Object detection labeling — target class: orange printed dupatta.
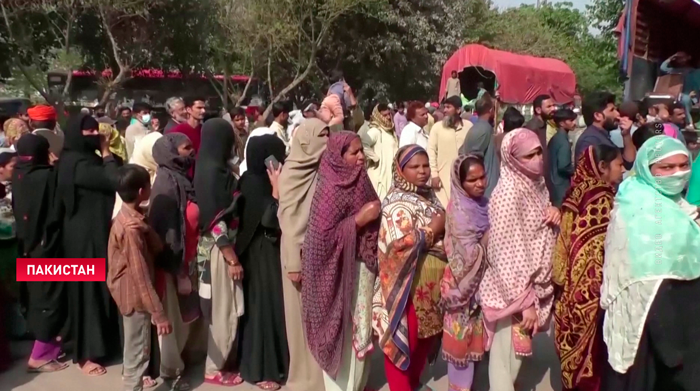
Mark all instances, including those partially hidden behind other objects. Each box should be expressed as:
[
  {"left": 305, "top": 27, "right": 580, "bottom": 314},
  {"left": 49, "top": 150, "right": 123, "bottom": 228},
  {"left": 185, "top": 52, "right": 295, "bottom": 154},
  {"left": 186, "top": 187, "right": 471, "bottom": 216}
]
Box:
[
  {"left": 553, "top": 146, "right": 615, "bottom": 391},
  {"left": 373, "top": 145, "right": 444, "bottom": 371}
]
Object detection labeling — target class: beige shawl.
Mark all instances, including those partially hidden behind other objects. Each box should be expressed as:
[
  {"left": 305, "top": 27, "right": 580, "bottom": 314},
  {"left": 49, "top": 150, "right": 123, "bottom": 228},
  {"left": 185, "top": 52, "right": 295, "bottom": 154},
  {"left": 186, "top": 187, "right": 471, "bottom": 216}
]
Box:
[
  {"left": 277, "top": 118, "right": 329, "bottom": 272},
  {"left": 112, "top": 132, "right": 163, "bottom": 219}
]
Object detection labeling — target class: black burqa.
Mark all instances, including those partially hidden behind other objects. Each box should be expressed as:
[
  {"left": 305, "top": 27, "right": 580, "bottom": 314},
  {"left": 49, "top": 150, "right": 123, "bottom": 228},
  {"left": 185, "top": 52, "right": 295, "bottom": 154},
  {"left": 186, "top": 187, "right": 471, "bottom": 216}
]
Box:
[
  {"left": 602, "top": 278, "right": 700, "bottom": 391},
  {"left": 150, "top": 133, "right": 196, "bottom": 275},
  {"left": 194, "top": 119, "right": 238, "bottom": 322},
  {"left": 149, "top": 133, "right": 199, "bottom": 321},
  {"left": 145, "top": 133, "right": 198, "bottom": 380},
  {"left": 236, "top": 135, "right": 289, "bottom": 384},
  {"left": 13, "top": 134, "right": 66, "bottom": 342},
  {"left": 55, "top": 114, "right": 121, "bottom": 364},
  {"left": 194, "top": 118, "right": 237, "bottom": 233}
]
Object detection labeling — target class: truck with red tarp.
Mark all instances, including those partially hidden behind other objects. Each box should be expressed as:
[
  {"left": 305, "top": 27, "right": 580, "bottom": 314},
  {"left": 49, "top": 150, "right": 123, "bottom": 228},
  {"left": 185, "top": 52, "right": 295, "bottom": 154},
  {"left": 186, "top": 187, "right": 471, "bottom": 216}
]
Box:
[{"left": 439, "top": 44, "right": 578, "bottom": 110}]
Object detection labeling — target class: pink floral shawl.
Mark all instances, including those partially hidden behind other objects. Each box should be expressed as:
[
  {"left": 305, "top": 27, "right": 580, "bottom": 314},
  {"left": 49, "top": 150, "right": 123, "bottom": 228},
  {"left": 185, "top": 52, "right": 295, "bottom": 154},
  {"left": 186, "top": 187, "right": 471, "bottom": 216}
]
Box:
[{"left": 479, "top": 128, "right": 556, "bottom": 348}]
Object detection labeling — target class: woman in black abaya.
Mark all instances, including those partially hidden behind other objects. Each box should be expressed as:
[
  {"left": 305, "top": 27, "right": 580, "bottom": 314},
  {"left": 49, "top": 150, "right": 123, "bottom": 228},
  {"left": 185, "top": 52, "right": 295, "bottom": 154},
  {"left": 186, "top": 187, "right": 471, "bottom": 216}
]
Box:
[
  {"left": 13, "top": 134, "right": 67, "bottom": 372},
  {"left": 55, "top": 114, "right": 121, "bottom": 376},
  {"left": 195, "top": 119, "right": 243, "bottom": 386},
  {"left": 236, "top": 135, "right": 289, "bottom": 390}
]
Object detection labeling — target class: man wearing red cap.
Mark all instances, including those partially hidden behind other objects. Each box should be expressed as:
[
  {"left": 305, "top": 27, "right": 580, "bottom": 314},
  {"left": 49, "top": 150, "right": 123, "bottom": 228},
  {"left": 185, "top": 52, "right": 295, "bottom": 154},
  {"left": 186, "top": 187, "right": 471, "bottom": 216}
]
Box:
[{"left": 27, "top": 104, "right": 64, "bottom": 158}]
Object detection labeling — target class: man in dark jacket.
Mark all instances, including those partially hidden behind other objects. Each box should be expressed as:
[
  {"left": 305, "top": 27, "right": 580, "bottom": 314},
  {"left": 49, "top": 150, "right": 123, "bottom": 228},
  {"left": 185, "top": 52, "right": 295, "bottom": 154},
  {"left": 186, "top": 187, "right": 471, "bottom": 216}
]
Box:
[
  {"left": 524, "top": 94, "right": 556, "bottom": 197},
  {"left": 548, "top": 109, "right": 577, "bottom": 207},
  {"left": 459, "top": 96, "right": 499, "bottom": 197}
]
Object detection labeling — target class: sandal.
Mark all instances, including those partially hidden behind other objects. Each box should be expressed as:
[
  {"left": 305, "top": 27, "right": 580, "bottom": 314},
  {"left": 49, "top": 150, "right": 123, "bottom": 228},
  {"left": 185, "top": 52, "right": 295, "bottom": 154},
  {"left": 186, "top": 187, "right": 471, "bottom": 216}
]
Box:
[
  {"left": 203, "top": 372, "right": 243, "bottom": 387},
  {"left": 143, "top": 376, "right": 158, "bottom": 388},
  {"left": 165, "top": 376, "right": 191, "bottom": 391},
  {"left": 27, "top": 359, "right": 69, "bottom": 373},
  {"left": 256, "top": 381, "right": 280, "bottom": 391},
  {"left": 79, "top": 361, "right": 106, "bottom": 377}
]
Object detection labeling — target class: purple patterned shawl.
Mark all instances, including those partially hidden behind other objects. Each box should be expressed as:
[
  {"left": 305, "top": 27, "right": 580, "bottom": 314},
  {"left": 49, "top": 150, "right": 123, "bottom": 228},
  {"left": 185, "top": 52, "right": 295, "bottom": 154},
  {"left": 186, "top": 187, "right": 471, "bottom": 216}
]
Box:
[
  {"left": 442, "top": 155, "right": 489, "bottom": 310},
  {"left": 301, "top": 131, "right": 379, "bottom": 378}
]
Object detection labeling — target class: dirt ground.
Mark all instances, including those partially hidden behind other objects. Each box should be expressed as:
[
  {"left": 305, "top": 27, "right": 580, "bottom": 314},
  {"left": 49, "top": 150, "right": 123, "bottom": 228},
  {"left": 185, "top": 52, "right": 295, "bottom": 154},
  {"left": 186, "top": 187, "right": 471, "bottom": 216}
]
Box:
[{"left": 0, "top": 330, "right": 561, "bottom": 391}]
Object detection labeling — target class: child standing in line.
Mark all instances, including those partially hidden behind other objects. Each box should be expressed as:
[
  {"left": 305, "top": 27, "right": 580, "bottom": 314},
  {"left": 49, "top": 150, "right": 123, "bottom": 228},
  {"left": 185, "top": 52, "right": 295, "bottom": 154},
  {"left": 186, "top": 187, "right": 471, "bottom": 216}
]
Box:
[{"left": 107, "top": 164, "right": 172, "bottom": 391}]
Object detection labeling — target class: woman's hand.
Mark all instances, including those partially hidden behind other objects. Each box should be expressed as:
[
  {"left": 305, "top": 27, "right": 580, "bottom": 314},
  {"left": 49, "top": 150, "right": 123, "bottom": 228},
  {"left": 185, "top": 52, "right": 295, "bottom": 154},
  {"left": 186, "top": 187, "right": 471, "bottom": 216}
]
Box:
[
  {"left": 430, "top": 177, "right": 442, "bottom": 190},
  {"left": 544, "top": 206, "right": 561, "bottom": 227},
  {"left": 428, "top": 211, "right": 446, "bottom": 237},
  {"left": 124, "top": 218, "right": 146, "bottom": 232},
  {"left": 176, "top": 273, "right": 193, "bottom": 295},
  {"left": 227, "top": 262, "right": 244, "bottom": 281},
  {"left": 287, "top": 272, "right": 301, "bottom": 283},
  {"left": 355, "top": 201, "right": 381, "bottom": 228},
  {"left": 100, "top": 134, "right": 111, "bottom": 157},
  {"left": 520, "top": 306, "right": 537, "bottom": 331},
  {"left": 267, "top": 161, "right": 283, "bottom": 200},
  {"left": 479, "top": 230, "right": 489, "bottom": 248}
]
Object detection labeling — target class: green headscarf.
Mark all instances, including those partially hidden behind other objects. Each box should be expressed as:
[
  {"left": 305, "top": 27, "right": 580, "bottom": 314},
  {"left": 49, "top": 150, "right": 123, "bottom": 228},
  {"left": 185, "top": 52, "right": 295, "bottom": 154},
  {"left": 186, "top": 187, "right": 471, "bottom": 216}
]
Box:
[
  {"left": 617, "top": 135, "right": 700, "bottom": 280},
  {"left": 685, "top": 153, "right": 700, "bottom": 205}
]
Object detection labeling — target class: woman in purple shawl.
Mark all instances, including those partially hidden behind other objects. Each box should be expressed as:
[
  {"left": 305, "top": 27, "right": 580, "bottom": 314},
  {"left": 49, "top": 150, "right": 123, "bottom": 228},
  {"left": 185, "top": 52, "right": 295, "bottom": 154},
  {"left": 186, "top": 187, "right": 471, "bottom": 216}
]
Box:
[
  {"left": 301, "top": 131, "right": 380, "bottom": 391},
  {"left": 441, "top": 154, "right": 490, "bottom": 391}
]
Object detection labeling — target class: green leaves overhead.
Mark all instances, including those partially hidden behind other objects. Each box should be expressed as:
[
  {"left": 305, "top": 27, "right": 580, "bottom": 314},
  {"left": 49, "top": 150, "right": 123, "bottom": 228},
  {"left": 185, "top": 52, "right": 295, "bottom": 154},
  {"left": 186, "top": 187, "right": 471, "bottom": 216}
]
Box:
[{"left": 1, "top": 0, "right": 623, "bottom": 105}]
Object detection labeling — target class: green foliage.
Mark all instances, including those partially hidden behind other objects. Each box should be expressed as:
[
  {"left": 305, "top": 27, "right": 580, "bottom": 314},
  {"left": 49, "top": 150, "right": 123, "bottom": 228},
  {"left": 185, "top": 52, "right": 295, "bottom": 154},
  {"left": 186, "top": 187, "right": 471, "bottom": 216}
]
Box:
[{"left": 0, "top": 0, "right": 625, "bottom": 106}]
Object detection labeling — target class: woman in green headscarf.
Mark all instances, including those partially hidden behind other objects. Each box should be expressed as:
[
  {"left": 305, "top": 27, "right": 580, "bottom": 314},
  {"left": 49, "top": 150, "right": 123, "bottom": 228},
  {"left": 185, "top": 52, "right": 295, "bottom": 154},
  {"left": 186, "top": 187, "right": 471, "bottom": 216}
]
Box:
[
  {"left": 601, "top": 135, "right": 700, "bottom": 390},
  {"left": 685, "top": 153, "right": 700, "bottom": 205}
]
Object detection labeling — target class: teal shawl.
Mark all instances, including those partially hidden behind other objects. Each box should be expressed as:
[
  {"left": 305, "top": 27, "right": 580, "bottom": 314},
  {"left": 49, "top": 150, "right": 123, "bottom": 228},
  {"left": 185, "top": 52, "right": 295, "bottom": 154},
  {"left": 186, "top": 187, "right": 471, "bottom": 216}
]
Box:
[
  {"left": 618, "top": 135, "right": 700, "bottom": 280},
  {"left": 686, "top": 153, "right": 700, "bottom": 205}
]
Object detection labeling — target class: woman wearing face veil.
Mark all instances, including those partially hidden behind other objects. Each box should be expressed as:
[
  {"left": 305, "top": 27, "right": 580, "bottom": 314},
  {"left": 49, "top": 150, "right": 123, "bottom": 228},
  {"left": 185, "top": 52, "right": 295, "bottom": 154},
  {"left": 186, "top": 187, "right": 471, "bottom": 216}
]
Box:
[
  {"left": 194, "top": 119, "right": 245, "bottom": 386},
  {"left": 13, "top": 134, "right": 67, "bottom": 373},
  {"left": 601, "top": 136, "right": 700, "bottom": 391},
  {"left": 236, "top": 135, "right": 289, "bottom": 390},
  {"left": 55, "top": 114, "right": 121, "bottom": 376},
  {"left": 149, "top": 133, "right": 200, "bottom": 390}
]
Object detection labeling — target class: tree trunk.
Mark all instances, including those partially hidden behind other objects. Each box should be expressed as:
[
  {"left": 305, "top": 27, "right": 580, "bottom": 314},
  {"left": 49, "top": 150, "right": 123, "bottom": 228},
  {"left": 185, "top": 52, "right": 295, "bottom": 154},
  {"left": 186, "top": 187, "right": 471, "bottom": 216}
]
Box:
[
  {"left": 223, "top": 69, "right": 229, "bottom": 109},
  {"left": 207, "top": 74, "right": 227, "bottom": 106},
  {"left": 99, "top": 66, "right": 130, "bottom": 106},
  {"left": 262, "top": 46, "right": 317, "bottom": 119},
  {"left": 236, "top": 71, "right": 255, "bottom": 106},
  {"left": 267, "top": 53, "right": 274, "bottom": 102}
]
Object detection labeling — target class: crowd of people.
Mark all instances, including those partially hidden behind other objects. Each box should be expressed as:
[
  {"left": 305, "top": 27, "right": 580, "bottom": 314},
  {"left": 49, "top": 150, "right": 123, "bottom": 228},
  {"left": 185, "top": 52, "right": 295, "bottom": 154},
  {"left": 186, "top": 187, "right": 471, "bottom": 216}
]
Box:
[{"left": 1, "top": 69, "right": 700, "bottom": 391}]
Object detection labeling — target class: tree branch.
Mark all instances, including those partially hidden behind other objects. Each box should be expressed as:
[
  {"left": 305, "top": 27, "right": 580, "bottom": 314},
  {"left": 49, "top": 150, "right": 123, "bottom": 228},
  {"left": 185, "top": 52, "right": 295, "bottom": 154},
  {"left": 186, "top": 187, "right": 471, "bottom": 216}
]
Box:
[
  {"left": 0, "top": 2, "right": 51, "bottom": 103},
  {"left": 267, "top": 46, "right": 274, "bottom": 99},
  {"left": 262, "top": 33, "right": 320, "bottom": 118},
  {"left": 99, "top": 6, "right": 126, "bottom": 71},
  {"left": 236, "top": 69, "right": 255, "bottom": 106},
  {"left": 98, "top": 4, "right": 132, "bottom": 106},
  {"left": 207, "top": 73, "right": 227, "bottom": 104}
]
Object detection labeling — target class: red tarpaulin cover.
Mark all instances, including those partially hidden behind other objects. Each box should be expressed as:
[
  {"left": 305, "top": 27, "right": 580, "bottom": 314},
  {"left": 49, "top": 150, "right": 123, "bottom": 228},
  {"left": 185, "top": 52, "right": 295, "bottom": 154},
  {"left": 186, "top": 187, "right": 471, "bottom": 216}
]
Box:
[{"left": 439, "top": 44, "right": 577, "bottom": 104}]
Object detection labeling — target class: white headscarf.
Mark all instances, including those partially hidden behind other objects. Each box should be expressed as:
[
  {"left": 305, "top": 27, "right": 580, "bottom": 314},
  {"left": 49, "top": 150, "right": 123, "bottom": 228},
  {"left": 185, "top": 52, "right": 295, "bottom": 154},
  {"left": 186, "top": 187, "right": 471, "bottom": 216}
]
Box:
[
  {"left": 112, "top": 132, "right": 163, "bottom": 219},
  {"left": 239, "top": 126, "right": 276, "bottom": 175},
  {"left": 287, "top": 110, "right": 305, "bottom": 140},
  {"left": 130, "top": 132, "right": 163, "bottom": 183}
]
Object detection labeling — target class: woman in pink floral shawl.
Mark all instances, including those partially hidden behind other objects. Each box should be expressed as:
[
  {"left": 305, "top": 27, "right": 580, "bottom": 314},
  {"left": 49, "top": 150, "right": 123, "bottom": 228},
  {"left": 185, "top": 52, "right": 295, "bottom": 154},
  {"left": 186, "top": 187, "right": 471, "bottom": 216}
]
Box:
[
  {"left": 301, "top": 131, "right": 380, "bottom": 391},
  {"left": 441, "top": 154, "right": 489, "bottom": 391},
  {"left": 479, "top": 128, "right": 559, "bottom": 391}
]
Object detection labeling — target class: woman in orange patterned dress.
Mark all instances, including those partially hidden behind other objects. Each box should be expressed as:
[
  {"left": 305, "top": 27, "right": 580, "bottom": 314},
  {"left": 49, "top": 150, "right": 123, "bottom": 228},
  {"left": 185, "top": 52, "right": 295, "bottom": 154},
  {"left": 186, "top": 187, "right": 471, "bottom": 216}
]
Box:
[
  {"left": 553, "top": 144, "right": 624, "bottom": 391},
  {"left": 372, "top": 145, "right": 447, "bottom": 391}
]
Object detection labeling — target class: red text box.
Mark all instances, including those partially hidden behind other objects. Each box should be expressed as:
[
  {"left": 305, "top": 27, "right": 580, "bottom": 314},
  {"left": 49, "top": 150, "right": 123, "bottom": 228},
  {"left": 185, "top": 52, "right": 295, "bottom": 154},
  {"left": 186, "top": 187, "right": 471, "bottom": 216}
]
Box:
[{"left": 16, "top": 258, "right": 106, "bottom": 282}]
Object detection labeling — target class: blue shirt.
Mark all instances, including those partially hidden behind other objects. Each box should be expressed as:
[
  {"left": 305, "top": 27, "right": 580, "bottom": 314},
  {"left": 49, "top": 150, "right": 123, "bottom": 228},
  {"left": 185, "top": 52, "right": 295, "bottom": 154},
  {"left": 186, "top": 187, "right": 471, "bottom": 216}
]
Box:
[
  {"left": 610, "top": 125, "right": 638, "bottom": 148},
  {"left": 576, "top": 125, "right": 633, "bottom": 170}
]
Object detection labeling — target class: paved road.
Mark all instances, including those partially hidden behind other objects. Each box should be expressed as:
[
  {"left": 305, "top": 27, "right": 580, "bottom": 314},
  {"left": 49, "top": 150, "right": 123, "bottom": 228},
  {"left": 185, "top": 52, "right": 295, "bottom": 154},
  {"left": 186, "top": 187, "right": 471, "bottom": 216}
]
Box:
[{"left": 1, "top": 330, "right": 561, "bottom": 391}]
